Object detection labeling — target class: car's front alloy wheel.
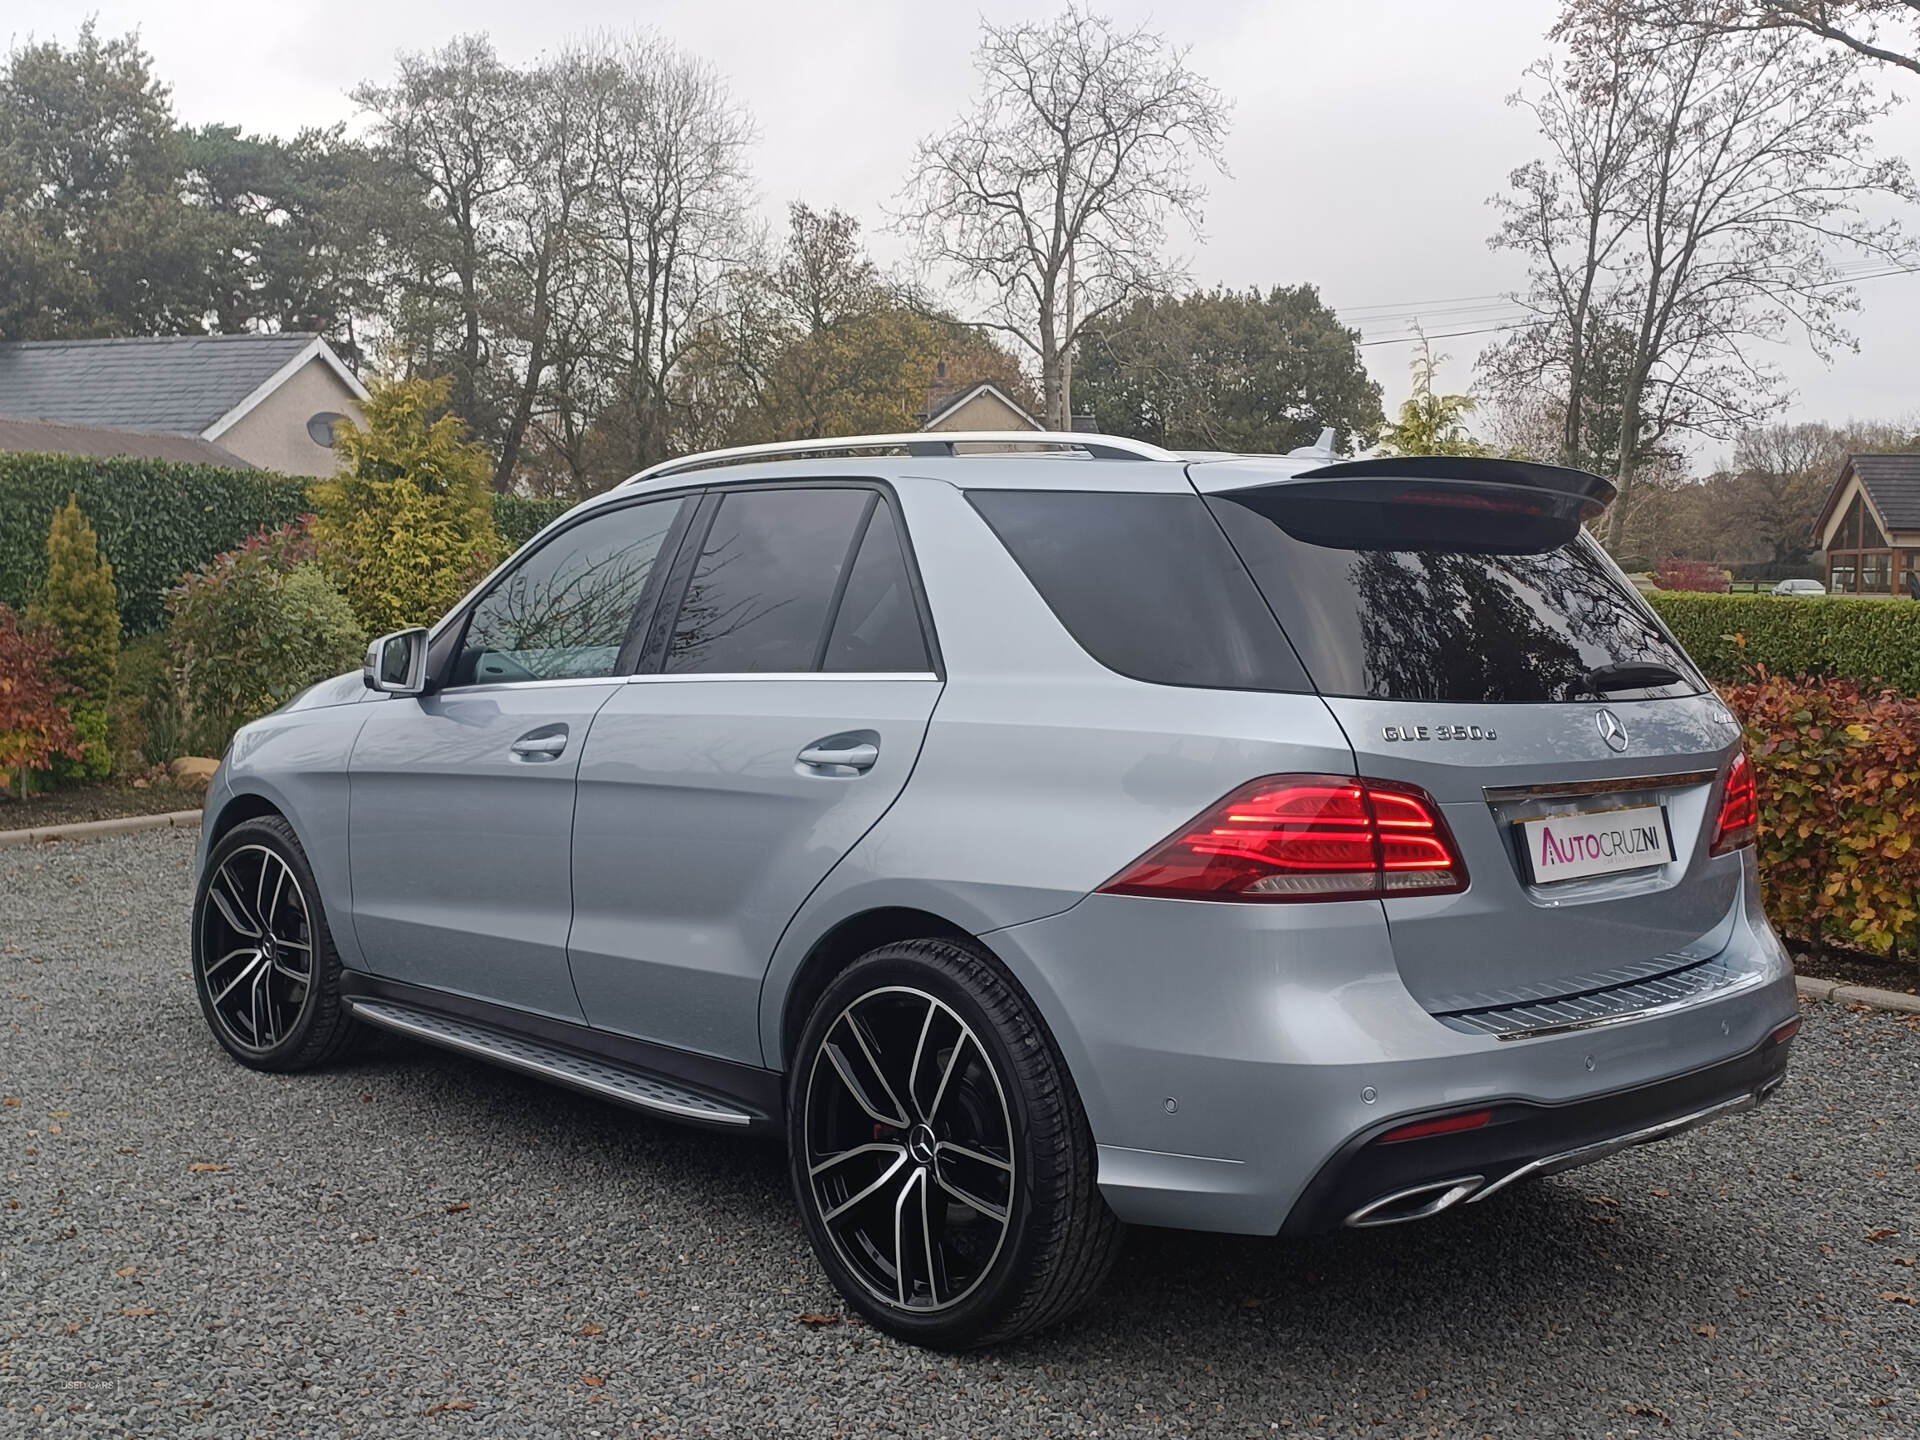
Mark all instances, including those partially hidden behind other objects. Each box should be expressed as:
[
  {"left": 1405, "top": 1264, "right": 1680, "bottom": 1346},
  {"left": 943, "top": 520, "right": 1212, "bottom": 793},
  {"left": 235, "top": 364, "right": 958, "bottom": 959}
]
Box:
[
  {"left": 192, "top": 815, "right": 360, "bottom": 1072},
  {"left": 788, "top": 939, "right": 1121, "bottom": 1347}
]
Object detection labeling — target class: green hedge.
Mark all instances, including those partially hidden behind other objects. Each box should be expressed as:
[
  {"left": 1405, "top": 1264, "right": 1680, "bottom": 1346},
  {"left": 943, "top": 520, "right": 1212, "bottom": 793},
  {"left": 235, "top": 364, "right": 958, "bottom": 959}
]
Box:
[
  {"left": 0, "top": 453, "right": 310, "bottom": 635},
  {"left": 1648, "top": 591, "right": 1920, "bottom": 693},
  {"left": 493, "top": 494, "right": 572, "bottom": 550},
  {"left": 3, "top": 453, "right": 580, "bottom": 636}
]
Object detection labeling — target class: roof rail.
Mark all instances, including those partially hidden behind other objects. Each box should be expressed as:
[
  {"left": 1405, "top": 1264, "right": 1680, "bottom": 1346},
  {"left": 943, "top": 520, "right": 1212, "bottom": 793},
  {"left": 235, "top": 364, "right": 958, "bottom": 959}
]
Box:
[{"left": 622, "top": 430, "right": 1181, "bottom": 486}]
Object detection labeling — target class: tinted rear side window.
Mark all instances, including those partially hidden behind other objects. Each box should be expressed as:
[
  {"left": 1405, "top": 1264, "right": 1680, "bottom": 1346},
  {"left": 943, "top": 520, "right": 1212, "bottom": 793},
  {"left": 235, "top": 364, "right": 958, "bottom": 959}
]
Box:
[
  {"left": 823, "top": 499, "right": 932, "bottom": 673},
  {"left": 967, "top": 490, "right": 1309, "bottom": 691},
  {"left": 666, "top": 488, "right": 869, "bottom": 674},
  {"left": 1207, "top": 491, "right": 1701, "bottom": 703}
]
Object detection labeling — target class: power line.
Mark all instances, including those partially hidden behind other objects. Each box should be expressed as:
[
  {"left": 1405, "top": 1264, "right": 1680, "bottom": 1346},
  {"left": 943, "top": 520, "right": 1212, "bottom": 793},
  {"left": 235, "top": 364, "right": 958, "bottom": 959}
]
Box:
[{"left": 1346, "top": 260, "right": 1920, "bottom": 348}]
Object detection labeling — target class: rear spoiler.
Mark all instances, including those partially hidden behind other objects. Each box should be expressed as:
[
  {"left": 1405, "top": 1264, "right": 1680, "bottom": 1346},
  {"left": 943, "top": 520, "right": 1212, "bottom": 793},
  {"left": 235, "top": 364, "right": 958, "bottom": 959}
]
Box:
[{"left": 1294, "top": 456, "right": 1617, "bottom": 514}]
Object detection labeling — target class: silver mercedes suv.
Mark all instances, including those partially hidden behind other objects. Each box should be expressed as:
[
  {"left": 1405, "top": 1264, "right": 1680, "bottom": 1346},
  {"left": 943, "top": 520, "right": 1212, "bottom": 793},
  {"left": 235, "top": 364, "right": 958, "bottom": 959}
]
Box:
[{"left": 192, "top": 431, "right": 1798, "bottom": 1348}]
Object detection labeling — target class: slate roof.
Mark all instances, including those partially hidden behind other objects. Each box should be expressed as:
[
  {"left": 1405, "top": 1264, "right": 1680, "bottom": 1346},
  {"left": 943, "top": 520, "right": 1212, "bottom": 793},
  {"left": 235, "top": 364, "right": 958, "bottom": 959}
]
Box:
[
  {"left": 0, "top": 334, "right": 319, "bottom": 435},
  {"left": 1849, "top": 454, "right": 1920, "bottom": 532},
  {"left": 0, "top": 416, "right": 253, "bottom": 468}
]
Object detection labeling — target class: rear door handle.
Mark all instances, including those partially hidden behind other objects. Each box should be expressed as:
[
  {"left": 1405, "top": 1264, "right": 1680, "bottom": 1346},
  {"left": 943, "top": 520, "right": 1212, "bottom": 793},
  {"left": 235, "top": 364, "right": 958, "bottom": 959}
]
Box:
[
  {"left": 796, "top": 737, "right": 879, "bottom": 773},
  {"left": 511, "top": 727, "right": 569, "bottom": 759}
]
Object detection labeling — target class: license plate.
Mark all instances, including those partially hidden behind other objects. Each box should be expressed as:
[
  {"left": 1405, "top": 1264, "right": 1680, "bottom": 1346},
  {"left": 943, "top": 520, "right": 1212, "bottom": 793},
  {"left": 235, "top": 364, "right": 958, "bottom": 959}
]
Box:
[{"left": 1518, "top": 804, "right": 1673, "bottom": 884}]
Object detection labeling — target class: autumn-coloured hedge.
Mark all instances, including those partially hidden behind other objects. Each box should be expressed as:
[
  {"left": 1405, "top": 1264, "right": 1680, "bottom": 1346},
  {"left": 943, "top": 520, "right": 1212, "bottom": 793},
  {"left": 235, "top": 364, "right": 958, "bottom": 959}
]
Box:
[
  {"left": 1649, "top": 591, "right": 1920, "bottom": 694},
  {"left": 1723, "top": 672, "right": 1920, "bottom": 956}
]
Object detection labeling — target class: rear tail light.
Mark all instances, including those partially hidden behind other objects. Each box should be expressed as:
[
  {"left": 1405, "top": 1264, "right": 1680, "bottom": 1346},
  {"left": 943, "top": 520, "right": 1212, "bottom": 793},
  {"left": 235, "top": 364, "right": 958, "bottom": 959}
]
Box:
[
  {"left": 1098, "top": 774, "right": 1468, "bottom": 902},
  {"left": 1709, "top": 750, "right": 1759, "bottom": 856}
]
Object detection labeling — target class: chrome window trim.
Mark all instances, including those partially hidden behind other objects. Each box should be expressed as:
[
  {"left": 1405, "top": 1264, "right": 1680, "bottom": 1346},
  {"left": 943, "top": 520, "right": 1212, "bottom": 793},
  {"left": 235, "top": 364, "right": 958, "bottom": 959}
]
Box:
[
  {"left": 431, "top": 675, "right": 633, "bottom": 697},
  {"left": 624, "top": 671, "right": 941, "bottom": 685}
]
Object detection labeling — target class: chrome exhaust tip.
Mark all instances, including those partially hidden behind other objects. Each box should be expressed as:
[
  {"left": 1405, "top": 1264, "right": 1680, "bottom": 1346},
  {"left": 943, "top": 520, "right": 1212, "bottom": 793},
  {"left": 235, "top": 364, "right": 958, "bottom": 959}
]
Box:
[{"left": 1344, "top": 1175, "right": 1485, "bottom": 1228}]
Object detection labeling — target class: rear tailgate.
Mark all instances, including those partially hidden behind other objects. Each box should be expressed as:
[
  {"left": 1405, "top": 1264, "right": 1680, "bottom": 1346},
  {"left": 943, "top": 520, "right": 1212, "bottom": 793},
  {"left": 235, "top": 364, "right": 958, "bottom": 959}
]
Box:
[
  {"left": 1194, "top": 457, "right": 1750, "bottom": 1019},
  {"left": 1324, "top": 693, "right": 1744, "bottom": 1013}
]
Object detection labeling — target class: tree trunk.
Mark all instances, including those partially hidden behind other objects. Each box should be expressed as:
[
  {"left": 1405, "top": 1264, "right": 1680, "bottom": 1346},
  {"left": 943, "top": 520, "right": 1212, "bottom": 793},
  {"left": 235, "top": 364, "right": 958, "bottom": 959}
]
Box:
[
  {"left": 1606, "top": 378, "right": 1645, "bottom": 554},
  {"left": 1039, "top": 308, "right": 1062, "bottom": 433},
  {"left": 1058, "top": 246, "right": 1076, "bottom": 431},
  {"left": 493, "top": 255, "right": 551, "bottom": 493}
]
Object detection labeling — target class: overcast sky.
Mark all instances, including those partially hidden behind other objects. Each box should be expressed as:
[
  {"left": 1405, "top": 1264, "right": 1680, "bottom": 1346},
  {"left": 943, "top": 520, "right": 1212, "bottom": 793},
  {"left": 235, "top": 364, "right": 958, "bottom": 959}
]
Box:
[{"left": 15, "top": 0, "right": 1920, "bottom": 461}]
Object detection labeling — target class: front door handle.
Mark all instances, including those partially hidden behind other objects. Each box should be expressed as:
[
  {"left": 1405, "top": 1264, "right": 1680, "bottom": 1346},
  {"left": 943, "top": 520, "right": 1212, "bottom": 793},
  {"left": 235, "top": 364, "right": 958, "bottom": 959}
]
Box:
[
  {"left": 796, "top": 736, "right": 879, "bottom": 774},
  {"left": 510, "top": 727, "right": 569, "bottom": 760}
]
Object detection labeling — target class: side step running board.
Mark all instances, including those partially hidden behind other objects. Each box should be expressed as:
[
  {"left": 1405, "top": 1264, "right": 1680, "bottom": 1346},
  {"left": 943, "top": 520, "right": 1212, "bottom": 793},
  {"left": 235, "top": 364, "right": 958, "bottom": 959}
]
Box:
[{"left": 346, "top": 998, "right": 753, "bottom": 1127}]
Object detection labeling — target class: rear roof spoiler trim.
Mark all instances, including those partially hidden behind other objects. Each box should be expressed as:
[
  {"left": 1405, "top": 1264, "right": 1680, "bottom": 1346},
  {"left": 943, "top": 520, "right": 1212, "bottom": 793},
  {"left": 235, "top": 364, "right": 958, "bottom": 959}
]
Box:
[{"left": 1293, "top": 456, "right": 1617, "bottom": 512}]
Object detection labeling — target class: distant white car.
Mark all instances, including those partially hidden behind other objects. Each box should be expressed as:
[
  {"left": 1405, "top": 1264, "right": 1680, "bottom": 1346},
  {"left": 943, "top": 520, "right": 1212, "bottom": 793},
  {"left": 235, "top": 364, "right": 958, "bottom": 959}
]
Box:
[{"left": 1772, "top": 578, "right": 1826, "bottom": 596}]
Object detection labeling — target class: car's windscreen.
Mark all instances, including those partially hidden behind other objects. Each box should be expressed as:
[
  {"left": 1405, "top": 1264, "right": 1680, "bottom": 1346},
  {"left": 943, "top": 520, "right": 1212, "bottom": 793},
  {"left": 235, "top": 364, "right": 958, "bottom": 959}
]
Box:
[{"left": 1207, "top": 487, "right": 1703, "bottom": 704}]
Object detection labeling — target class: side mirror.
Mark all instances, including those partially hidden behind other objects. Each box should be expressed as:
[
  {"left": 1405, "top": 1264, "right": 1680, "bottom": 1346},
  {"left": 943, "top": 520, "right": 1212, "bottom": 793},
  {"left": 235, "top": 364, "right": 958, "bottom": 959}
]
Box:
[{"left": 363, "top": 627, "right": 430, "bottom": 696}]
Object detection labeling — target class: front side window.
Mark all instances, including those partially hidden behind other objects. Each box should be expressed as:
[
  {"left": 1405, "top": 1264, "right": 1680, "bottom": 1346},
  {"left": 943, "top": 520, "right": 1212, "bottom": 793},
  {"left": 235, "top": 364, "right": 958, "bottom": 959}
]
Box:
[
  {"left": 665, "top": 487, "right": 872, "bottom": 674},
  {"left": 454, "top": 498, "right": 684, "bottom": 685}
]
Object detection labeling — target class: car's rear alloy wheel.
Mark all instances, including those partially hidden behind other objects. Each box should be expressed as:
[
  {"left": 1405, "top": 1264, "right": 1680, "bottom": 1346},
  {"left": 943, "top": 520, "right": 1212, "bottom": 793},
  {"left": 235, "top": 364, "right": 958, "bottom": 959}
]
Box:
[
  {"left": 193, "top": 815, "right": 361, "bottom": 1072},
  {"left": 803, "top": 985, "right": 1015, "bottom": 1312},
  {"left": 789, "top": 939, "right": 1122, "bottom": 1348}
]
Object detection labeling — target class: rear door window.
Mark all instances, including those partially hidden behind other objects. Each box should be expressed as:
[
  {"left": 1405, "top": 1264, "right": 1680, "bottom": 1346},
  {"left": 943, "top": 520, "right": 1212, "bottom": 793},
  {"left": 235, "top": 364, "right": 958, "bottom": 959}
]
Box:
[
  {"left": 1207, "top": 489, "right": 1702, "bottom": 703},
  {"left": 664, "top": 487, "right": 871, "bottom": 674},
  {"left": 967, "top": 490, "right": 1309, "bottom": 691}
]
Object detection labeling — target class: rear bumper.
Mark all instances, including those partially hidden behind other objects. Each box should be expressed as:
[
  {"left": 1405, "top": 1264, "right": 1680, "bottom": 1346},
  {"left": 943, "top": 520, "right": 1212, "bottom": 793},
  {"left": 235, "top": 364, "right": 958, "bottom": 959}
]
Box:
[
  {"left": 980, "top": 854, "right": 1797, "bottom": 1236},
  {"left": 1279, "top": 1022, "right": 1792, "bottom": 1234}
]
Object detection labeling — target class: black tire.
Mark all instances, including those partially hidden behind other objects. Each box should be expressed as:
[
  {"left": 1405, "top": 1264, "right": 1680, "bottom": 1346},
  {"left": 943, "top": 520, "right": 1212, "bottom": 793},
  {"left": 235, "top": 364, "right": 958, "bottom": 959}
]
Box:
[
  {"left": 191, "top": 814, "right": 362, "bottom": 1072},
  {"left": 786, "top": 937, "right": 1123, "bottom": 1348}
]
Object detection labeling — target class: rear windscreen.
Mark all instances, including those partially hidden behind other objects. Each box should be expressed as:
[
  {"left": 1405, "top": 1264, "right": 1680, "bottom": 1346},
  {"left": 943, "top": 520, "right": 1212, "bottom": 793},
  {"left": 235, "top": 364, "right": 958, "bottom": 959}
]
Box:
[{"left": 1207, "top": 489, "right": 1703, "bottom": 704}]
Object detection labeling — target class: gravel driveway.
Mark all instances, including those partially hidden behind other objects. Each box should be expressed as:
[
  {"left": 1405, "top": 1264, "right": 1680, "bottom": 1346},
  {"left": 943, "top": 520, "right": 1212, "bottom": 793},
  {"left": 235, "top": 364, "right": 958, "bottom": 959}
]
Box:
[{"left": 4, "top": 829, "right": 1918, "bottom": 1438}]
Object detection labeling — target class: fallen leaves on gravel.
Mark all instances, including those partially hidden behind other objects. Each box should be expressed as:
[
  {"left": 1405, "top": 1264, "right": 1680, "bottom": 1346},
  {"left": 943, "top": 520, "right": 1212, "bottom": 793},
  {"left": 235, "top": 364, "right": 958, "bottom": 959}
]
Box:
[
  {"left": 114, "top": 1267, "right": 136, "bottom": 1276},
  {"left": 583, "top": 1375, "right": 605, "bottom": 1388},
  {"left": 423, "top": 1400, "right": 474, "bottom": 1416},
  {"left": 187, "top": 1162, "right": 225, "bottom": 1173},
  {"left": 120, "top": 1307, "right": 155, "bottom": 1318},
  {"left": 1695, "top": 1324, "right": 1717, "bottom": 1338},
  {"left": 581, "top": 1322, "right": 604, "bottom": 1336},
  {"left": 1879, "top": 1292, "right": 1918, "bottom": 1305},
  {"left": 796, "top": 1312, "right": 842, "bottom": 1326},
  {"left": 1626, "top": 1402, "right": 1671, "bottom": 1425},
  {"left": 3, "top": 1097, "right": 19, "bottom": 1106},
  {"left": 443, "top": 1202, "right": 470, "bottom": 1213},
  {"left": 1867, "top": 1228, "right": 1900, "bottom": 1241}
]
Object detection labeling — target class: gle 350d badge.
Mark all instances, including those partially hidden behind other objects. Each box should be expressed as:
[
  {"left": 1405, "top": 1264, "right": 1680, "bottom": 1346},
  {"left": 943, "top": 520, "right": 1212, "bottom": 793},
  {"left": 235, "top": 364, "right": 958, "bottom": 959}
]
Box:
[{"left": 1381, "top": 723, "right": 1498, "bottom": 742}]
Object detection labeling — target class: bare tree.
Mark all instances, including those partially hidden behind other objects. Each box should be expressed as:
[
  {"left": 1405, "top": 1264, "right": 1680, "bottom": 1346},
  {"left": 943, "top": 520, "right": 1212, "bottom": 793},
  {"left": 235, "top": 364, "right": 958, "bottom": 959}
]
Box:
[
  {"left": 1566, "top": 0, "right": 1920, "bottom": 75},
  {"left": 1483, "top": 45, "right": 1651, "bottom": 472},
  {"left": 1727, "top": 416, "right": 1917, "bottom": 557},
  {"left": 895, "top": 5, "right": 1230, "bottom": 429},
  {"left": 1485, "top": 11, "right": 1912, "bottom": 550},
  {"left": 584, "top": 34, "right": 756, "bottom": 477},
  {"left": 354, "top": 37, "right": 520, "bottom": 444},
  {"left": 488, "top": 46, "right": 608, "bottom": 491}
]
